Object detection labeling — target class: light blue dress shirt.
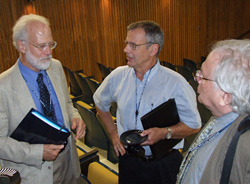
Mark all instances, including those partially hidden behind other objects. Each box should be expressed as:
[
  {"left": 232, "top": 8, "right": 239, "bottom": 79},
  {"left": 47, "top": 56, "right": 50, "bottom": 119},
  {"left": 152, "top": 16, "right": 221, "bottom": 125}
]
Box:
[
  {"left": 18, "top": 59, "right": 64, "bottom": 125},
  {"left": 94, "top": 60, "right": 201, "bottom": 155}
]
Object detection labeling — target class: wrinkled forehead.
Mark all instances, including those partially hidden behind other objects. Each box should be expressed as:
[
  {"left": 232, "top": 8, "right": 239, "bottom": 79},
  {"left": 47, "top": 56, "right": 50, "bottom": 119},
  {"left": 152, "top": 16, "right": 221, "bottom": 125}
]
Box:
[
  {"left": 201, "top": 51, "right": 221, "bottom": 76},
  {"left": 126, "top": 28, "right": 147, "bottom": 42},
  {"left": 26, "top": 21, "right": 52, "bottom": 41}
]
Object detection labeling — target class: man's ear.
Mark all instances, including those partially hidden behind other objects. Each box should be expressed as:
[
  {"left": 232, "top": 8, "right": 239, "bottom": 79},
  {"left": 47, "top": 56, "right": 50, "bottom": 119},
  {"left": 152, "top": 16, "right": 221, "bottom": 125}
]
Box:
[
  {"left": 219, "top": 91, "right": 232, "bottom": 107},
  {"left": 149, "top": 43, "right": 159, "bottom": 56},
  {"left": 17, "top": 40, "right": 26, "bottom": 53}
]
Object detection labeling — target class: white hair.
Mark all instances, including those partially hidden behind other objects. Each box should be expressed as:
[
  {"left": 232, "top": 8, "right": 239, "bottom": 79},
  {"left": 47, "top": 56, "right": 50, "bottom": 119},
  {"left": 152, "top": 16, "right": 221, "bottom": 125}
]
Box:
[
  {"left": 212, "top": 39, "right": 250, "bottom": 114},
  {"left": 12, "top": 14, "right": 50, "bottom": 50}
]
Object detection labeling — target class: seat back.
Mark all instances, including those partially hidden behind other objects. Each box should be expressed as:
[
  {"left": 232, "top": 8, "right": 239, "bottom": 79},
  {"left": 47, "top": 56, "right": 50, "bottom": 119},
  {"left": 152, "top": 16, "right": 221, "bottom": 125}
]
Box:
[
  {"left": 77, "top": 146, "right": 100, "bottom": 177},
  {"left": 74, "top": 72, "right": 94, "bottom": 105},
  {"left": 87, "top": 162, "right": 118, "bottom": 184},
  {"left": 110, "top": 102, "right": 117, "bottom": 118},
  {"left": 108, "top": 67, "right": 114, "bottom": 72},
  {"left": 183, "top": 58, "right": 198, "bottom": 74},
  {"left": 85, "top": 78, "right": 100, "bottom": 94},
  {"left": 201, "top": 56, "right": 206, "bottom": 63},
  {"left": 161, "top": 61, "right": 176, "bottom": 71},
  {"left": 189, "top": 78, "right": 198, "bottom": 93},
  {"left": 67, "top": 68, "right": 82, "bottom": 97},
  {"left": 176, "top": 65, "right": 194, "bottom": 82},
  {"left": 97, "top": 62, "right": 111, "bottom": 81},
  {"left": 96, "top": 113, "right": 118, "bottom": 164},
  {"left": 75, "top": 101, "right": 108, "bottom": 150}
]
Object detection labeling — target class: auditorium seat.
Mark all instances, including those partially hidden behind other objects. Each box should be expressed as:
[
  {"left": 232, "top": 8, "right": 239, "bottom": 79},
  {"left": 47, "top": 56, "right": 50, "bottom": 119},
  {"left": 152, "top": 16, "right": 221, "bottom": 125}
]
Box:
[
  {"left": 87, "top": 162, "right": 118, "bottom": 184},
  {"left": 176, "top": 65, "right": 194, "bottom": 82},
  {"left": 77, "top": 146, "right": 100, "bottom": 177},
  {"left": 75, "top": 101, "right": 118, "bottom": 164},
  {"left": 183, "top": 58, "right": 198, "bottom": 74},
  {"left": 66, "top": 68, "right": 83, "bottom": 97},
  {"left": 96, "top": 113, "right": 118, "bottom": 164},
  {"left": 161, "top": 60, "right": 176, "bottom": 71},
  {"left": 74, "top": 72, "right": 94, "bottom": 106},
  {"left": 85, "top": 78, "right": 100, "bottom": 94},
  {"left": 76, "top": 141, "right": 118, "bottom": 184},
  {"left": 74, "top": 101, "right": 108, "bottom": 150},
  {"left": 97, "top": 62, "right": 111, "bottom": 81}
]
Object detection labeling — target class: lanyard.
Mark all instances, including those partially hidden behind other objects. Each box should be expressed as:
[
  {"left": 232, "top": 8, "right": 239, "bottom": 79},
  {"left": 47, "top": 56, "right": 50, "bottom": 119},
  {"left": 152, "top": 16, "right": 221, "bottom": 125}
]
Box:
[
  {"left": 187, "top": 120, "right": 234, "bottom": 158},
  {"left": 135, "top": 68, "right": 152, "bottom": 129}
]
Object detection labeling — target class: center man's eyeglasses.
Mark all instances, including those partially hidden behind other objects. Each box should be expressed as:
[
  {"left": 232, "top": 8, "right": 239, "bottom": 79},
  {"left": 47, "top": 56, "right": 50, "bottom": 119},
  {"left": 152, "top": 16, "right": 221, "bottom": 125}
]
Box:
[{"left": 124, "top": 41, "right": 154, "bottom": 50}]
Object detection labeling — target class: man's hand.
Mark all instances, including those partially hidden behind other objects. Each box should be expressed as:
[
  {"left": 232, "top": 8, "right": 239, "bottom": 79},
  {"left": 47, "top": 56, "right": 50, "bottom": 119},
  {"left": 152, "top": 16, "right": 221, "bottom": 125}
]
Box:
[
  {"left": 94, "top": 106, "right": 125, "bottom": 156},
  {"left": 140, "top": 127, "right": 166, "bottom": 146},
  {"left": 140, "top": 122, "right": 201, "bottom": 146},
  {"left": 71, "top": 118, "right": 86, "bottom": 140},
  {"left": 43, "top": 144, "right": 64, "bottom": 161},
  {"left": 110, "top": 132, "right": 126, "bottom": 156}
]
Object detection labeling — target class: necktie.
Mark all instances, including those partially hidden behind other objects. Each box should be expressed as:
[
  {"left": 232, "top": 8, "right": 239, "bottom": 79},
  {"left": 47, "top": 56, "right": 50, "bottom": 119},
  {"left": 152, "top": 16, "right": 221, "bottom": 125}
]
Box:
[
  {"left": 176, "top": 118, "right": 215, "bottom": 183},
  {"left": 37, "top": 73, "right": 57, "bottom": 122}
]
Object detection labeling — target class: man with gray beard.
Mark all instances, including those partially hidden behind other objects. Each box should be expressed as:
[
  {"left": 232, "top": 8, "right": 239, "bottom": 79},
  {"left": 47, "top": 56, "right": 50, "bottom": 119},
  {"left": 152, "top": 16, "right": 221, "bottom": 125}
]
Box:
[{"left": 0, "top": 14, "right": 86, "bottom": 184}]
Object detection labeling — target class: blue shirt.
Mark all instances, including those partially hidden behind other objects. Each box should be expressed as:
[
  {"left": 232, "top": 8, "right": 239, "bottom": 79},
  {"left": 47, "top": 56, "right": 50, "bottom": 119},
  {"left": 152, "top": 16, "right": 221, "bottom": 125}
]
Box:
[
  {"left": 18, "top": 59, "right": 64, "bottom": 125},
  {"left": 94, "top": 60, "right": 201, "bottom": 155},
  {"left": 181, "top": 111, "right": 239, "bottom": 184}
]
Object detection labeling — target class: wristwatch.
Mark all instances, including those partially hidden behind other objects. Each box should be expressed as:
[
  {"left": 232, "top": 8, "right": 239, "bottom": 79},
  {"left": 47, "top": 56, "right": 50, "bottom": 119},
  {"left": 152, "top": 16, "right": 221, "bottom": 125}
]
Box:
[{"left": 166, "top": 127, "right": 172, "bottom": 139}]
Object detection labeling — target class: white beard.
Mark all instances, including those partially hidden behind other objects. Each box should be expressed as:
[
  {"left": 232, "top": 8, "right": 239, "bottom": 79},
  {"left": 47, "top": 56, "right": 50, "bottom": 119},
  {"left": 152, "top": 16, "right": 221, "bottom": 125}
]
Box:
[{"left": 25, "top": 48, "right": 52, "bottom": 70}]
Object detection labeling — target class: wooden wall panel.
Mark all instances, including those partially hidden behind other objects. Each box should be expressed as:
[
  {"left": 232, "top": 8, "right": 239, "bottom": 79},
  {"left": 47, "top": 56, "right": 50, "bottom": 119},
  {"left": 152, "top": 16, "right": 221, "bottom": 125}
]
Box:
[{"left": 0, "top": 0, "right": 250, "bottom": 81}]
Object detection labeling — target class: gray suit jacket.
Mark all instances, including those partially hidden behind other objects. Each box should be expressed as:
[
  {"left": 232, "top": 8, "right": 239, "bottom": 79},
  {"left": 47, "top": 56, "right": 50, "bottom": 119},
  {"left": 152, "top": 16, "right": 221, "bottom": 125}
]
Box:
[
  {"left": 0, "top": 59, "right": 81, "bottom": 184},
  {"left": 200, "top": 113, "right": 250, "bottom": 184}
]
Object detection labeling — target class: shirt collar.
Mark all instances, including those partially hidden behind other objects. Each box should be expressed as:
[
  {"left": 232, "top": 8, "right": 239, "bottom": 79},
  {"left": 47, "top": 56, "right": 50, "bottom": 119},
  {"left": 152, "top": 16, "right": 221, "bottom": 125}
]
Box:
[
  {"left": 132, "top": 58, "right": 160, "bottom": 81},
  {"left": 18, "top": 58, "right": 47, "bottom": 80},
  {"left": 211, "top": 111, "right": 239, "bottom": 134},
  {"left": 149, "top": 59, "right": 160, "bottom": 80}
]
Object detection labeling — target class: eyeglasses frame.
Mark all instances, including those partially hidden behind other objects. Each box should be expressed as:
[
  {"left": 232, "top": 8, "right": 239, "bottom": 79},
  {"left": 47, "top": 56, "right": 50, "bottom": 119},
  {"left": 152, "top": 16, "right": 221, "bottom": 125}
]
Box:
[
  {"left": 22, "top": 40, "right": 57, "bottom": 51},
  {"left": 124, "top": 41, "right": 154, "bottom": 50},
  {"left": 195, "top": 70, "right": 216, "bottom": 82}
]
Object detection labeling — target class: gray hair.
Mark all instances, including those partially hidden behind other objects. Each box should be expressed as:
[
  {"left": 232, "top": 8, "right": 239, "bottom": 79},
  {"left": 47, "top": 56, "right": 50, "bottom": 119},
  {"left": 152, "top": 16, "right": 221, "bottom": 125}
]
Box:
[
  {"left": 212, "top": 39, "right": 250, "bottom": 114},
  {"left": 127, "top": 20, "right": 164, "bottom": 56},
  {"left": 12, "top": 14, "right": 50, "bottom": 50}
]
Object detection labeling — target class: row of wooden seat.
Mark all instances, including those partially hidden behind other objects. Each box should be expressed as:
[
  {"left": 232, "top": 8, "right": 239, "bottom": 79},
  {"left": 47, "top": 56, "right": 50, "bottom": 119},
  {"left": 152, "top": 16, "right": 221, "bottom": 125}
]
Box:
[
  {"left": 76, "top": 143, "right": 118, "bottom": 184},
  {"left": 161, "top": 57, "right": 206, "bottom": 75},
  {"left": 75, "top": 101, "right": 118, "bottom": 164},
  {"left": 63, "top": 64, "right": 119, "bottom": 182},
  {"left": 63, "top": 66, "right": 118, "bottom": 164}
]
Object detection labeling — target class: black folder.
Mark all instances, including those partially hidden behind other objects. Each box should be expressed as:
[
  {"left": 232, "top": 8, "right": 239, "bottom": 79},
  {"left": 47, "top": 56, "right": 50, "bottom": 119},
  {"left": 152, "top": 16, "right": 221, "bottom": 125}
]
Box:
[
  {"left": 141, "top": 98, "right": 181, "bottom": 159},
  {"left": 10, "top": 108, "right": 71, "bottom": 146}
]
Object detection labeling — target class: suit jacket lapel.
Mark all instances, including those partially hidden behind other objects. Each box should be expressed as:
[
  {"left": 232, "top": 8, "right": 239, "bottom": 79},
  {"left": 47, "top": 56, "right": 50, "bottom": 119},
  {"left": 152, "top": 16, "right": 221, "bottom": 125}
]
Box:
[
  {"left": 11, "top": 62, "right": 36, "bottom": 115},
  {"left": 46, "top": 60, "right": 67, "bottom": 123}
]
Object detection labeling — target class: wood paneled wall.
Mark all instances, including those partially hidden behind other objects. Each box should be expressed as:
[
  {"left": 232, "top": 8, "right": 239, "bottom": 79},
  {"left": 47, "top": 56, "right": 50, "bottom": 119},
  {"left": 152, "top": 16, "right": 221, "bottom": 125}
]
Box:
[{"left": 1, "top": 0, "right": 250, "bottom": 81}]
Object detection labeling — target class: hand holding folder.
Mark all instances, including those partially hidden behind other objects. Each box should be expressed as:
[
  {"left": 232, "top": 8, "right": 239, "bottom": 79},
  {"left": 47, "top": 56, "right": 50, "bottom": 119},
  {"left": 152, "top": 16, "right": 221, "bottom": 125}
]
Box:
[
  {"left": 10, "top": 108, "right": 71, "bottom": 146},
  {"left": 141, "top": 98, "right": 181, "bottom": 159}
]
